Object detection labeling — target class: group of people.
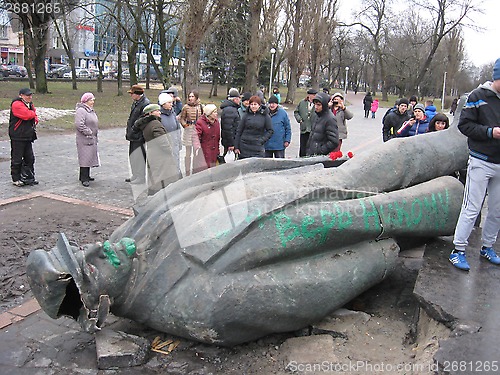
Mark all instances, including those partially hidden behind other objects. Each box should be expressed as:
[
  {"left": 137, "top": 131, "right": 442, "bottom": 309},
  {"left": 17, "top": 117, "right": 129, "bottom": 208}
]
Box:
[
  {"left": 120, "top": 86, "right": 294, "bottom": 193},
  {"left": 7, "top": 83, "right": 354, "bottom": 192},
  {"left": 376, "top": 60, "right": 500, "bottom": 272},
  {"left": 116, "top": 85, "right": 354, "bottom": 193},
  {"left": 381, "top": 96, "right": 450, "bottom": 142},
  {"left": 294, "top": 89, "right": 352, "bottom": 157}
]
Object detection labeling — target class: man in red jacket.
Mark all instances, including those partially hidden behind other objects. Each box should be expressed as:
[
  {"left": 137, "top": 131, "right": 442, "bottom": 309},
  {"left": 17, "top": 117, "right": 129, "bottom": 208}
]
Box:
[{"left": 9, "top": 88, "right": 39, "bottom": 186}]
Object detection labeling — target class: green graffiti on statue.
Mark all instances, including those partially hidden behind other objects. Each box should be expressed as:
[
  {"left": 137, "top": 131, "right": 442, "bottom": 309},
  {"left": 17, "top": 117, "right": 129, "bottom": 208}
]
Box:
[
  {"left": 273, "top": 203, "right": 353, "bottom": 248},
  {"left": 102, "top": 240, "right": 121, "bottom": 268},
  {"left": 274, "top": 189, "right": 451, "bottom": 248},
  {"left": 361, "top": 190, "right": 449, "bottom": 231},
  {"left": 119, "top": 238, "right": 137, "bottom": 257}
]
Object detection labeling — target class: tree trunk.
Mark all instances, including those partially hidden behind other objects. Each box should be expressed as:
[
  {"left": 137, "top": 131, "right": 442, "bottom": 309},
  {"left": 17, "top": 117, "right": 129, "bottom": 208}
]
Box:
[
  {"left": 128, "top": 43, "right": 138, "bottom": 85},
  {"left": 285, "top": 0, "right": 301, "bottom": 104},
  {"left": 244, "top": 0, "right": 262, "bottom": 93},
  {"left": 19, "top": 14, "right": 49, "bottom": 94},
  {"left": 183, "top": 47, "right": 200, "bottom": 100},
  {"left": 22, "top": 33, "right": 34, "bottom": 90}
]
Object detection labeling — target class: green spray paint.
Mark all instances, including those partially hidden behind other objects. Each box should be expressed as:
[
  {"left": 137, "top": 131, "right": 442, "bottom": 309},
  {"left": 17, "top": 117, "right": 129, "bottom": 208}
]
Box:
[{"left": 103, "top": 240, "right": 121, "bottom": 268}]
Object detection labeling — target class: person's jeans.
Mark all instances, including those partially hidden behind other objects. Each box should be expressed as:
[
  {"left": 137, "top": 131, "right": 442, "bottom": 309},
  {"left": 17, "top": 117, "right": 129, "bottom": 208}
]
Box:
[
  {"left": 265, "top": 150, "right": 285, "bottom": 158},
  {"left": 299, "top": 132, "right": 310, "bottom": 157}
]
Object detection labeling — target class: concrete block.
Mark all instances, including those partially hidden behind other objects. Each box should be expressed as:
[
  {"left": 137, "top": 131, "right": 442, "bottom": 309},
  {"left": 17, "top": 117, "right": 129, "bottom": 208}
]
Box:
[{"left": 95, "top": 329, "right": 149, "bottom": 369}]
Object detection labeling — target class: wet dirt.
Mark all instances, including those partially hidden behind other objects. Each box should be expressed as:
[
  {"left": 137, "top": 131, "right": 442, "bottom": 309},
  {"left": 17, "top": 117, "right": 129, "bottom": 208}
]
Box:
[{"left": 0, "top": 196, "right": 130, "bottom": 313}]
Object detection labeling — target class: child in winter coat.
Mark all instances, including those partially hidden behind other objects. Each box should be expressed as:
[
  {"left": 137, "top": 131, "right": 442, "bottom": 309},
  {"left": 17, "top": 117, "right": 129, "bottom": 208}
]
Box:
[{"left": 370, "top": 99, "right": 379, "bottom": 118}]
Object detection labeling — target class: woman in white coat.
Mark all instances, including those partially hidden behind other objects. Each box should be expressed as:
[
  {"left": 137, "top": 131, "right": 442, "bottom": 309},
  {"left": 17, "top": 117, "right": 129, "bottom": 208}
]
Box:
[{"left": 75, "top": 92, "right": 99, "bottom": 187}]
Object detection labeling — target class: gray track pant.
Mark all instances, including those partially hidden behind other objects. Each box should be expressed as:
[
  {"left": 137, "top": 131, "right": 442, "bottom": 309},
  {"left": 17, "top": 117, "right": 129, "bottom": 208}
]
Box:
[{"left": 453, "top": 157, "right": 500, "bottom": 252}]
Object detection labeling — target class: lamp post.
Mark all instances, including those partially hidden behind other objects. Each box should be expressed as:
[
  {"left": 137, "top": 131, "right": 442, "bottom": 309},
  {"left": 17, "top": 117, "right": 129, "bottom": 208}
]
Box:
[
  {"left": 441, "top": 71, "right": 447, "bottom": 111},
  {"left": 344, "top": 66, "right": 349, "bottom": 95},
  {"left": 269, "top": 48, "right": 276, "bottom": 100}
]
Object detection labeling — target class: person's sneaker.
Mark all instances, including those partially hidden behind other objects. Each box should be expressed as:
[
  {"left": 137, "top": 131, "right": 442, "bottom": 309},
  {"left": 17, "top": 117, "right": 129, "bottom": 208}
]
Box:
[
  {"left": 82, "top": 181, "right": 90, "bottom": 187},
  {"left": 449, "top": 251, "right": 470, "bottom": 271},
  {"left": 480, "top": 247, "right": 500, "bottom": 265},
  {"left": 12, "top": 180, "right": 24, "bottom": 187}
]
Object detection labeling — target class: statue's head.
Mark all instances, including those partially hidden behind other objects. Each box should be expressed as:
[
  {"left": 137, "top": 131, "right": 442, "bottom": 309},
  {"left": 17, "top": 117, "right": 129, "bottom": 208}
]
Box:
[{"left": 26, "top": 233, "right": 136, "bottom": 332}]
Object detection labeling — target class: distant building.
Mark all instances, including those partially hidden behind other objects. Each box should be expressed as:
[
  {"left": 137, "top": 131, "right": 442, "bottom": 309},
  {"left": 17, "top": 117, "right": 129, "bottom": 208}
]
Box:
[{"left": 0, "top": 10, "right": 24, "bottom": 65}]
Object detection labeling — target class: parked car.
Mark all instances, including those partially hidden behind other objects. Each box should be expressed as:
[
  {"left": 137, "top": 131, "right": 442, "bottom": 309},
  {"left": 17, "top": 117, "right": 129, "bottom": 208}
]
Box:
[
  {"left": 1, "top": 64, "right": 9, "bottom": 77},
  {"left": 88, "top": 68, "right": 100, "bottom": 79},
  {"left": 2, "top": 64, "right": 27, "bottom": 77},
  {"left": 119, "top": 69, "right": 130, "bottom": 80},
  {"left": 48, "top": 63, "right": 66, "bottom": 72},
  {"left": 48, "top": 65, "right": 71, "bottom": 78},
  {"left": 63, "top": 68, "right": 90, "bottom": 79},
  {"left": 139, "top": 65, "right": 164, "bottom": 80}
]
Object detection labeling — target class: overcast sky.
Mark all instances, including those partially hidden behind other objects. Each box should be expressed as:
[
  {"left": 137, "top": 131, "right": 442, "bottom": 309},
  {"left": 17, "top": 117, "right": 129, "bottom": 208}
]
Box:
[
  {"left": 338, "top": 0, "right": 498, "bottom": 67},
  {"left": 462, "top": 0, "right": 499, "bottom": 66}
]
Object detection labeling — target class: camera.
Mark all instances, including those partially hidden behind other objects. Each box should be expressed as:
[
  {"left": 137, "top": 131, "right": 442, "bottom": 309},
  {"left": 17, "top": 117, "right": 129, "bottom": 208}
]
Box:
[{"left": 333, "top": 101, "right": 339, "bottom": 105}]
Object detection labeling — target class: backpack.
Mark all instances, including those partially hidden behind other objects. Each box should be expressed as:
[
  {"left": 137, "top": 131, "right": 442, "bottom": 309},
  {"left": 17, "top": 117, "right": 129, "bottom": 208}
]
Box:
[{"left": 382, "top": 106, "right": 396, "bottom": 124}]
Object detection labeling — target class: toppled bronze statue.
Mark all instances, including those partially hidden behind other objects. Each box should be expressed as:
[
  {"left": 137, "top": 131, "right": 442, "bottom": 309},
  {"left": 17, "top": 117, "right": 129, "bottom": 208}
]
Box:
[{"left": 27, "top": 100, "right": 468, "bottom": 346}]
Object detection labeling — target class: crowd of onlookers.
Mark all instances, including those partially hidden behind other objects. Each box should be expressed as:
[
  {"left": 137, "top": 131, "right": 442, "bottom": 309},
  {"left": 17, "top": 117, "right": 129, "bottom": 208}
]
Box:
[
  {"left": 6, "top": 82, "right": 459, "bottom": 193},
  {"left": 118, "top": 84, "right": 361, "bottom": 195},
  {"left": 379, "top": 94, "right": 453, "bottom": 142},
  {"left": 7, "top": 81, "right": 460, "bottom": 194}
]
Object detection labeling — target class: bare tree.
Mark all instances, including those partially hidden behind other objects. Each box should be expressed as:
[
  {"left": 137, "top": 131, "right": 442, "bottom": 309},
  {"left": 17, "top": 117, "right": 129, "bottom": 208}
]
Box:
[
  {"left": 342, "top": 0, "right": 391, "bottom": 100},
  {"left": 408, "top": 0, "right": 481, "bottom": 91},
  {"left": 181, "top": 0, "right": 228, "bottom": 99},
  {"left": 1, "top": 0, "right": 77, "bottom": 93},
  {"left": 307, "top": 0, "right": 338, "bottom": 90},
  {"left": 243, "top": 0, "right": 281, "bottom": 94},
  {"left": 284, "top": 0, "right": 307, "bottom": 103},
  {"left": 52, "top": 2, "right": 81, "bottom": 91}
]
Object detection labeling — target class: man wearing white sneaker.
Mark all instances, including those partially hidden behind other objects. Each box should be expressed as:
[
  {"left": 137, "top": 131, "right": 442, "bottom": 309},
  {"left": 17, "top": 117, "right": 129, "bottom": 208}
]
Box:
[{"left": 450, "top": 58, "right": 500, "bottom": 271}]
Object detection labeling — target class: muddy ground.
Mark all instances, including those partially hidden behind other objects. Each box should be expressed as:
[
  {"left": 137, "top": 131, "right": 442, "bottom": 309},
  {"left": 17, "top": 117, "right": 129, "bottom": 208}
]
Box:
[{"left": 0, "top": 196, "right": 447, "bottom": 374}]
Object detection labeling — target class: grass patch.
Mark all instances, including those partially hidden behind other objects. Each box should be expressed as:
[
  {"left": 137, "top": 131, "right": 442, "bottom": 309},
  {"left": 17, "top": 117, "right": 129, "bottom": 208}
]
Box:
[{"left": 0, "top": 80, "right": 166, "bottom": 131}]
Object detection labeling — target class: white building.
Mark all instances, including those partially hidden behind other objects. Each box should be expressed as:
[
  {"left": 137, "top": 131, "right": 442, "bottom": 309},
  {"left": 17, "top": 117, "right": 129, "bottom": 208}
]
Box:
[{"left": 0, "top": 10, "right": 24, "bottom": 65}]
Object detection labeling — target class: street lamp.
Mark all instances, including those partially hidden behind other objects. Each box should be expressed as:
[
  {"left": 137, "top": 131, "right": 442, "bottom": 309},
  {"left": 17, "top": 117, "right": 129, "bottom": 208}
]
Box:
[
  {"left": 441, "top": 71, "right": 447, "bottom": 111},
  {"left": 269, "top": 47, "right": 276, "bottom": 100},
  {"left": 344, "top": 66, "right": 349, "bottom": 95}
]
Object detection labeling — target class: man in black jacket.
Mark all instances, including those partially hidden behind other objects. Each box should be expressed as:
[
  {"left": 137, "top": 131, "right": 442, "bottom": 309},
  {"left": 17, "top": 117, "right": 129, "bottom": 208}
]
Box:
[
  {"left": 306, "top": 92, "right": 338, "bottom": 156},
  {"left": 220, "top": 88, "right": 241, "bottom": 157},
  {"left": 382, "top": 98, "right": 410, "bottom": 142},
  {"left": 125, "top": 85, "right": 150, "bottom": 183},
  {"left": 449, "top": 58, "right": 500, "bottom": 271},
  {"left": 9, "top": 88, "right": 39, "bottom": 186}
]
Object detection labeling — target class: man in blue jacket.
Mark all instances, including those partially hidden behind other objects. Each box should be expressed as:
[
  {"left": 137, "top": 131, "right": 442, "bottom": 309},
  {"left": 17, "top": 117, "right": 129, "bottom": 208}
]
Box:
[
  {"left": 265, "top": 95, "right": 291, "bottom": 158},
  {"left": 449, "top": 58, "right": 500, "bottom": 271}
]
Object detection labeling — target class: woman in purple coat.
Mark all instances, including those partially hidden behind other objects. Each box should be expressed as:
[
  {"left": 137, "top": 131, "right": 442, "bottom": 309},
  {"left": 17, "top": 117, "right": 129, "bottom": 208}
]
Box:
[{"left": 75, "top": 93, "right": 99, "bottom": 187}]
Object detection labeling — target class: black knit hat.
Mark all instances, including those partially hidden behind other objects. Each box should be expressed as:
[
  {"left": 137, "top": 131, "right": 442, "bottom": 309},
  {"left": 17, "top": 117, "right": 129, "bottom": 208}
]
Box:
[
  {"left": 241, "top": 92, "right": 252, "bottom": 101},
  {"left": 268, "top": 95, "right": 279, "bottom": 104}
]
